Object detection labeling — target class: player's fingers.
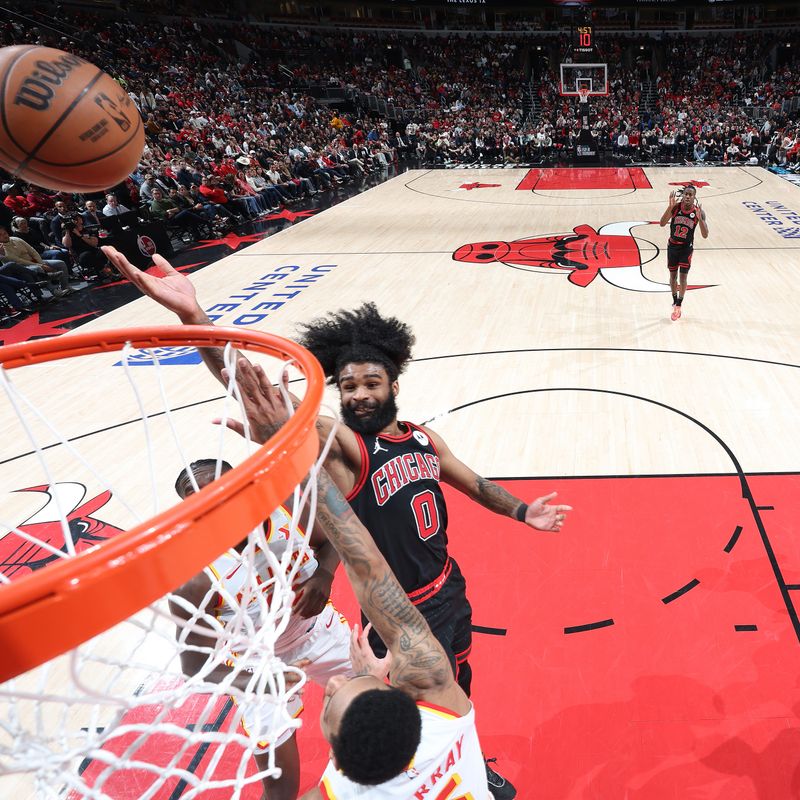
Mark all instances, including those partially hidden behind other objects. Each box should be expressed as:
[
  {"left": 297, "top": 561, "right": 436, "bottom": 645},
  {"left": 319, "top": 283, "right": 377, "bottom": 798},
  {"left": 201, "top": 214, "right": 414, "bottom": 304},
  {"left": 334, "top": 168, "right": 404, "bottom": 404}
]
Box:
[
  {"left": 363, "top": 622, "right": 373, "bottom": 639},
  {"left": 102, "top": 246, "right": 136, "bottom": 278},
  {"left": 246, "top": 362, "right": 270, "bottom": 401},
  {"left": 234, "top": 360, "right": 259, "bottom": 396},
  {"left": 222, "top": 367, "right": 246, "bottom": 398},
  {"left": 152, "top": 252, "right": 180, "bottom": 276},
  {"left": 557, "top": 505, "right": 573, "bottom": 512},
  {"left": 211, "top": 418, "right": 245, "bottom": 437},
  {"left": 536, "top": 491, "right": 557, "bottom": 504}
]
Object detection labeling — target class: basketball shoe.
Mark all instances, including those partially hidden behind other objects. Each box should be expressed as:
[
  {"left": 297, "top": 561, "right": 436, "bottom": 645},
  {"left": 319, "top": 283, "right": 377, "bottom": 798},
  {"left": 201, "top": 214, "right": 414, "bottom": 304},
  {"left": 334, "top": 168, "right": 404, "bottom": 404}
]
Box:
[
  {"left": 671, "top": 305, "right": 681, "bottom": 321},
  {"left": 485, "top": 757, "right": 516, "bottom": 799}
]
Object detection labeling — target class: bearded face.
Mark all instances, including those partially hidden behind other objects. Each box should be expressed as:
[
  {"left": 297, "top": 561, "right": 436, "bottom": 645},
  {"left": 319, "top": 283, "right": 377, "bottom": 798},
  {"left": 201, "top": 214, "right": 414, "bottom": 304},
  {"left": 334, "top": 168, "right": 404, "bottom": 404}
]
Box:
[{"left": 337, "top": 362, "right": 399, "bottom": 435}]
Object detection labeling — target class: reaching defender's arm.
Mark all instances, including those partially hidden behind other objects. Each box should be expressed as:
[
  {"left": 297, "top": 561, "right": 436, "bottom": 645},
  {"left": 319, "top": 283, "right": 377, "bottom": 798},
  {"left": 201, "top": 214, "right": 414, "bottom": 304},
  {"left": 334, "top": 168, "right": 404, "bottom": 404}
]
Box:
[
  {"left": 313, "top": 467, "right": 455, "bottom": 696},
  {"left": 229, "top": 359, "right": 461, "bottom": 703},
  {"left": 424, "top": 426, "right": 571, "bottom": 532}
]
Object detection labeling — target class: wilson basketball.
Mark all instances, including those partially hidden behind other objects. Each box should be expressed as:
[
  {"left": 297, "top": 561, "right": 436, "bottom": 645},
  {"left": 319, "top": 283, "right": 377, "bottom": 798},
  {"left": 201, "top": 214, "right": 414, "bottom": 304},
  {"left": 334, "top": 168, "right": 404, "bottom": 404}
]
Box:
[{"left": 0, "top": 45, "right": 144, "bottom": 192}]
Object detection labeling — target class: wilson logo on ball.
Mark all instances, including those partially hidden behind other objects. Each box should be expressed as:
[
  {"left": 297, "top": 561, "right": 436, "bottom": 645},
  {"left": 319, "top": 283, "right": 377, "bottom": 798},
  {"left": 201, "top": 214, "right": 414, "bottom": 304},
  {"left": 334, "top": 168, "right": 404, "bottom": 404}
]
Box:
[{"left": 13, "top": 54, "right": 86, "bottom": 111}]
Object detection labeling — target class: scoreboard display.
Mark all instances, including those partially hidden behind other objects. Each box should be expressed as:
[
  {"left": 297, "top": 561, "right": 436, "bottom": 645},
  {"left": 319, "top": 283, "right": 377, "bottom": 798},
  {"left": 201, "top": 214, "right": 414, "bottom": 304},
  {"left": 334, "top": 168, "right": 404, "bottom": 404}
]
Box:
[{"left": 575, "top": 24, "right": 595, "bottom": 55}]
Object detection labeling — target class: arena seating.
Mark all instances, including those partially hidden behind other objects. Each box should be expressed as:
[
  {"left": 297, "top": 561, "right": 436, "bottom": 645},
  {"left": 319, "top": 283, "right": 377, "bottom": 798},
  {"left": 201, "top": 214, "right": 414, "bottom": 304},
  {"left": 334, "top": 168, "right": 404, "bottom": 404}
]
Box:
[{"left": 1, "top": 2, "right": 799, "bottom": 318}]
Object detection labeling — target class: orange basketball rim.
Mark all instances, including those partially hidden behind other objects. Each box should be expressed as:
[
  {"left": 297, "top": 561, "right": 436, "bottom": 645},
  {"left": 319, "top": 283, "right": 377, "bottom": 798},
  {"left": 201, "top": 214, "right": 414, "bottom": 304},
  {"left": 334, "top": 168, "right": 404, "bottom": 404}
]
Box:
[{"left": 0, "top": 326, "right": 324, "bottom": 682}]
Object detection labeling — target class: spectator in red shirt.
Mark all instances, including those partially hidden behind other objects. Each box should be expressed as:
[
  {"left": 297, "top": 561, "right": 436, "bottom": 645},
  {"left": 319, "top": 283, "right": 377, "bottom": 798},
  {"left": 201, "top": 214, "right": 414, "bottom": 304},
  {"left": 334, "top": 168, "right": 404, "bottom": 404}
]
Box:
[
  {"left": 25, "top": 188, "right": 56, "bottom": 216},
  {"left": 3, "top": 183, "right": 38, "bottom": 218},
  {"left": 198, "top": 176, "right": 256, "bottom": 219}
]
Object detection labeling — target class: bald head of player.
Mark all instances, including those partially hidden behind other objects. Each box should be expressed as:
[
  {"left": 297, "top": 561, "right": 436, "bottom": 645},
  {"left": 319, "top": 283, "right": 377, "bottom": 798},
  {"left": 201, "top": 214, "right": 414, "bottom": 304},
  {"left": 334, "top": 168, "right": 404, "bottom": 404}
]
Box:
[
  {"left": 174, "top": 459, "right": 232, "bottom": 499},
  {"left": 298, "top": 303, "right": 415, "bottom": 436},
  {"left": 320, "top": 672, "right": 422, "bottom": 785}
]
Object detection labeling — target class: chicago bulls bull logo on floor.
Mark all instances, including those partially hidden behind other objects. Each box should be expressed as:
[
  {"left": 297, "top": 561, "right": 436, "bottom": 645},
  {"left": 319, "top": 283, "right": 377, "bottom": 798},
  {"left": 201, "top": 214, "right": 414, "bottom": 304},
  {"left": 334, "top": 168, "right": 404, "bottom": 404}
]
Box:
[
  {"left": 0, "top": 483, "right": 122, "bottom": 580},
  {"left": 452, "top": 221, "right": 713, "bottom": 293}
]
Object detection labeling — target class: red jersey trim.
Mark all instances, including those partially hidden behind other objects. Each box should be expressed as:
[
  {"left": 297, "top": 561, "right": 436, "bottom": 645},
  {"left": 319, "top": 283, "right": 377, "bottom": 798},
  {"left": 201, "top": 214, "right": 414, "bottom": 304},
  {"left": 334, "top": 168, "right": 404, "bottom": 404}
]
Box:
[
  {"left": 455, "top": 644, "right": 472, "bottom": 664},
  {"left": 376, "top": 421, "right": 416, "bottom": 443},
  {"left": 407, "top": 558, "right": 452, "bottom": 605},
  {"left": 345, "top": 433, "right": 370, "bottom": 502},
  {"left": 417, "top": 700, "right": 461, "bottom": 719}
]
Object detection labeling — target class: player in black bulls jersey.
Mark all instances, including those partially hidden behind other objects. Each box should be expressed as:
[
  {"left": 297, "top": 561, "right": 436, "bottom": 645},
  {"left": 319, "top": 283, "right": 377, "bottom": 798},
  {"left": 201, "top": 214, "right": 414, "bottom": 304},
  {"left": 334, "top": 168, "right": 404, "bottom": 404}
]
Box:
[
  {"left": 298, "top": 303, "right": 572, "bottom": 799},
  {"left": 103, "top": 247, "right": 572, "bottom": 800},
  {"left": 659, "top": 184, "right": 709, "bottom": 321}
]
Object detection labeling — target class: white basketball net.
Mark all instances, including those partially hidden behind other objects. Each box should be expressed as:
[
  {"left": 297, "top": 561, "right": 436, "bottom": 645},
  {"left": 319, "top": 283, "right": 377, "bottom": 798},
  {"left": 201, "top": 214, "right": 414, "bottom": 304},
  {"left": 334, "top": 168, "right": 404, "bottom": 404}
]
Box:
[{"left": 0, "top": 342, "right": 331, "bottom": 799}]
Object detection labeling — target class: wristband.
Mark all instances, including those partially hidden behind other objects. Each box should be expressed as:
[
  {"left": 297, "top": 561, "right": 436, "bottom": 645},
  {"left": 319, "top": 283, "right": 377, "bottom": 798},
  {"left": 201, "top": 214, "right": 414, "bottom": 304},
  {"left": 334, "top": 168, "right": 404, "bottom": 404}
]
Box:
[{"left": 515, "top": 503, "right": 528, "bottom": 522}]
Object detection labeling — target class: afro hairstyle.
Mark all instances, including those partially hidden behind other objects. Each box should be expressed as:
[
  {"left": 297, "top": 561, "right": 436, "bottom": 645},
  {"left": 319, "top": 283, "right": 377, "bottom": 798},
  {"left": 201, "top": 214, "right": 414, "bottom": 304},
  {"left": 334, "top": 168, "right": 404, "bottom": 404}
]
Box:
[
  {"left": 329, "top": 686, "right": 422, "bottom": 785},
  {"left": 297, "top": 303, "right": 415, "bottom": 385}
]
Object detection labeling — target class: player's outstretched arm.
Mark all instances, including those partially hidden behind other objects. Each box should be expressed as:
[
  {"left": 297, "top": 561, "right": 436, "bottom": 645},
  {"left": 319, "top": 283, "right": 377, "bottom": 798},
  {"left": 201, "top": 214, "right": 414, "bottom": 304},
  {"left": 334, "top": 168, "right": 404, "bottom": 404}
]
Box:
[
  {"left": 103, "top": 245, "right": 207, "bottom": 324},
  {"left": 659, "top": 191, "right": 677, "bottom": 226},
  {"left": 102, "top": 245, "right": 237, "bottom": 384},
  {"left": 228, "top": 359, "right": 467, "bottom": 710},
  {"left": 105, "top": 246, "right": 349, "bottom": 462},
  {"left": 424, "top": 426, "right": 571, "bottom": 532}
]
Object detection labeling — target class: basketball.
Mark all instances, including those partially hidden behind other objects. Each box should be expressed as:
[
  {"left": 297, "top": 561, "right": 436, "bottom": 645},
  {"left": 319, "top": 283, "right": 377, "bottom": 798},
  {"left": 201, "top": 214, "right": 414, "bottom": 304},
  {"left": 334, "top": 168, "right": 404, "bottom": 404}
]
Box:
[{"left": 0, "top": 45, "right": 144, "bottom": 193}]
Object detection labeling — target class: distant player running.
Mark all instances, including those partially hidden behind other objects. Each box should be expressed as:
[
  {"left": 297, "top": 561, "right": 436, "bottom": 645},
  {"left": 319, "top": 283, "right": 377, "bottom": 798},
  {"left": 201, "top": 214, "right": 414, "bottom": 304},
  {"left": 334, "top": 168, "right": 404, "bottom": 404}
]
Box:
[
  {"left": 170, "top": 459, "right": 352, "bottom": 800},
  {"left": 659, "top": 185, "right": 709, "bottom": 320}
]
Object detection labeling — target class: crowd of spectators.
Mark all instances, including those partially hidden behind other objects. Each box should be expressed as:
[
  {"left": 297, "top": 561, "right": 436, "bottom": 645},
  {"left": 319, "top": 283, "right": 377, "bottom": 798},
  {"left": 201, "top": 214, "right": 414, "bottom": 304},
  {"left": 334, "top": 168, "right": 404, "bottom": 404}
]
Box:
[
  {"left": 516, "top": 31, "right": 800, "bottom": 166},
  {"left": 2, "top": 4, "right": 800, "bottom": 318}
]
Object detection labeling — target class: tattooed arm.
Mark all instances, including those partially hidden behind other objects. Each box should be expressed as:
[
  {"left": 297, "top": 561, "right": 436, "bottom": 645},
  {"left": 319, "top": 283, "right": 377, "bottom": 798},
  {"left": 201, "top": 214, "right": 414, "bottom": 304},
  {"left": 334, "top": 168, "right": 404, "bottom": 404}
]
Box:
[
  {"left": 423, "top": 426, "right": 572, "bottom": 533},
  {"left": 227, "top": 359, "right": 469, "bottom": 712}
]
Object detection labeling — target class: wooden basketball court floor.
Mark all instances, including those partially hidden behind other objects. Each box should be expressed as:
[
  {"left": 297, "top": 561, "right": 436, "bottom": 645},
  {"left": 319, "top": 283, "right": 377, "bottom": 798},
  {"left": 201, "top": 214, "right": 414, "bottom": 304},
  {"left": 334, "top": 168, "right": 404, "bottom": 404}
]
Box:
[{"left": 2, "top": 166, "right": 800, "bottom": 798}]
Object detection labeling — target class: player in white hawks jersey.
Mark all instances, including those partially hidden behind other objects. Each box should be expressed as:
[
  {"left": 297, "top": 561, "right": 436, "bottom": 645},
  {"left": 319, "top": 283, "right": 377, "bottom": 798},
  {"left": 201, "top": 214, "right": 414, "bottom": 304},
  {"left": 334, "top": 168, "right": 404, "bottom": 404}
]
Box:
[
  {"left": 216, "top": 359, "right": 491, "bottom": 800},
  {"left": 170, "top": 459, "right": 352, "bottom": 800}
]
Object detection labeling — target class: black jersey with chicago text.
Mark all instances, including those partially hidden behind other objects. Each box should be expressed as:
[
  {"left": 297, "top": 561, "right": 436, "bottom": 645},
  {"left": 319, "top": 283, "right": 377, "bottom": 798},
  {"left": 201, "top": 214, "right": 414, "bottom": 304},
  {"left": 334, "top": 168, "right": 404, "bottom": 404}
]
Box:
[
  {"left": 669, "top": 204, "right": 700, "bottom": 248},
  {"left": 346, "top": 422, "right": 449, "bottom": 594}
]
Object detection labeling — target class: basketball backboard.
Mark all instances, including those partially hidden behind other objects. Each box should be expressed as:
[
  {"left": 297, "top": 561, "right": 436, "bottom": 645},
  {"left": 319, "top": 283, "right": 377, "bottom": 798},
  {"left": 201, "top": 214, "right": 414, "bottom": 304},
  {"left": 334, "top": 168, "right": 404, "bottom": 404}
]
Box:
[{"left": 559, "top": 63, "right": 609, "bottom": 96}]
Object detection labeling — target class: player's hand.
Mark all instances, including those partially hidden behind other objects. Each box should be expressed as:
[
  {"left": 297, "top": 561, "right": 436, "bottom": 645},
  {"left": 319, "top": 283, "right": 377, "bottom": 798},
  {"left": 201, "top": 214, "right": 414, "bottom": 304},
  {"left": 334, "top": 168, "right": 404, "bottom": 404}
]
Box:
[
  {"left": 216, "top": 358, "right": 292, "bottom": 444},
  {"left": 350, "top": 623, "right": 391, "bottom": 680},
  {"left": 696, "top": 202, "right": 706, "bottom": 220},
  {"left": 524, "top": 492, "right": 572, "bottom": 532},
  {"left": 293, "top": 568, "right": 334, "bottom": 619},
  {"left": 668, "top": 190, "right": 678, "bottom": 208},
  {"left": 102, "top": 245, "right": 203, "bottom": 323}
]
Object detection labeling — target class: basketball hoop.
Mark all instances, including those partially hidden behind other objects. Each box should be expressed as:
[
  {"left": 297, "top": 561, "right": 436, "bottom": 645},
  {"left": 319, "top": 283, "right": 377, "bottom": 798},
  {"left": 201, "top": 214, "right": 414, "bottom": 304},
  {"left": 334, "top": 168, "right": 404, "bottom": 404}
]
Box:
[
  {"left": 578, "top": 88, "right": 590, "bottom": 104},
  {"left": 0, "top": 325, "right": 326, "bottom": 798}
]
